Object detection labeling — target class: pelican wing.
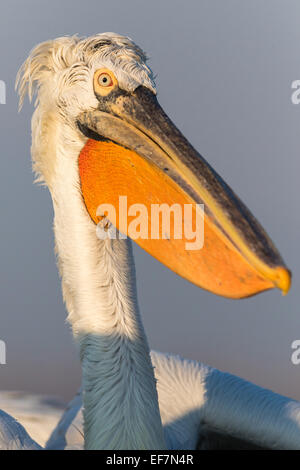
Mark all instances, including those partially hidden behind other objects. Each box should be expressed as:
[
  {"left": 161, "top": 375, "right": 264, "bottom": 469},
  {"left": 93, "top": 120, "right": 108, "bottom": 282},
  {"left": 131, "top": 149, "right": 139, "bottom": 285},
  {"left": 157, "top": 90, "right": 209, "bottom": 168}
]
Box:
[
  {"left": 0, "top": 391, "right": 65, "bottom": 449},
  {"left": 0, "top": 409, "right": 41, "bottom": 450},
  {"left": 45, "top": 351, "right": 300, "bottom": 450}
]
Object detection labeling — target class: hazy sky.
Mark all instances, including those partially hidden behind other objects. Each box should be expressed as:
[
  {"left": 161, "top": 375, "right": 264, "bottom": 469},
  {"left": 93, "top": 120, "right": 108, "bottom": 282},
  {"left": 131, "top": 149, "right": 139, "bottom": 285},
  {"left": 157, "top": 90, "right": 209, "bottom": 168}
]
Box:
[{"left": 0, "top": 0, "right": 299, "bottom": 402}]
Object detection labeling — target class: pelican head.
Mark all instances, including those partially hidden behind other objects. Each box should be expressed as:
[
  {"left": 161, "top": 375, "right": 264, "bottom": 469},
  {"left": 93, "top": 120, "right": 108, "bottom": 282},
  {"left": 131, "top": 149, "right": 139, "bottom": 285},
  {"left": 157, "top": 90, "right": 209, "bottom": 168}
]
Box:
[{"left": 17, "top": 33, "right": 291, "bottom": 298}]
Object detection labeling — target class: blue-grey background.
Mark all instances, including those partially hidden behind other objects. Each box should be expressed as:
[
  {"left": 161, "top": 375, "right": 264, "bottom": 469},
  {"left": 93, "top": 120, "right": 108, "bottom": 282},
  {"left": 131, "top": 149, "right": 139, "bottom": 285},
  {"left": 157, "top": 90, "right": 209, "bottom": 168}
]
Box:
[{"left": 0, "top": 0, "right": 299, "bottom": 401}]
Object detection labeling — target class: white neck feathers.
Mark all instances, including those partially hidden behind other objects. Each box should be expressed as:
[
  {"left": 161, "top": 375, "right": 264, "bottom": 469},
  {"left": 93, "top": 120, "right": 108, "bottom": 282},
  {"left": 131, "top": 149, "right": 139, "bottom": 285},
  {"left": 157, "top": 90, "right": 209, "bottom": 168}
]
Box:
[{"left": 33, "top": 112, "right": 165, "bottom": 449}]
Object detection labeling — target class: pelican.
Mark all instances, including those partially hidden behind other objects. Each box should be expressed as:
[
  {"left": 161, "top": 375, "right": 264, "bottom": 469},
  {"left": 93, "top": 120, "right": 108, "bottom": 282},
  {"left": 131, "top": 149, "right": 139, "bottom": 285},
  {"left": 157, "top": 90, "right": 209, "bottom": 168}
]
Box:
[{"left": 1, "top": 32, "right": 299, "bottom": 450}]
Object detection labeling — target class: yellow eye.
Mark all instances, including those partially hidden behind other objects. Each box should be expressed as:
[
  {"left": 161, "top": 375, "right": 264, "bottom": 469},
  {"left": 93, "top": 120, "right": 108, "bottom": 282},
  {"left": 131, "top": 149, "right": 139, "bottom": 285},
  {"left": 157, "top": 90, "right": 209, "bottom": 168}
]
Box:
[
  {"left": 98, "top": 72, "right": 113, "bottom": 87},
  {"left": 93, "top": 68, "right": 118, "bottom": 96}
]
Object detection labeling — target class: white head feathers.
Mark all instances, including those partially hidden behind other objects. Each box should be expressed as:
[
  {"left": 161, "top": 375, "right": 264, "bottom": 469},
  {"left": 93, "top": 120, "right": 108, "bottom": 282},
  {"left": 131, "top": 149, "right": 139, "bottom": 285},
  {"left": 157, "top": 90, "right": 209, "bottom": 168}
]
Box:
[{"left": 16, "top": 33, "right": 156, "bottom": 115}]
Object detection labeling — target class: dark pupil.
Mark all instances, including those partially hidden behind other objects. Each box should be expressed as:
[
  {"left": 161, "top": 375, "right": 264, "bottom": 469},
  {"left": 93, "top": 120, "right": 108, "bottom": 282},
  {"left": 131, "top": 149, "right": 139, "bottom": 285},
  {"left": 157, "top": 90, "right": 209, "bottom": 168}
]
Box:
[{"left": 102, "top": 76, "right": 108, "bottom": 83}]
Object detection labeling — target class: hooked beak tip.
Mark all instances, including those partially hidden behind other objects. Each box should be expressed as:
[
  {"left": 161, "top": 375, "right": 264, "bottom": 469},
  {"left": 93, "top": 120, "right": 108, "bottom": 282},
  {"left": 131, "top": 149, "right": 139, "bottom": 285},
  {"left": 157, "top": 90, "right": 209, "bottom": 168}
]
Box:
[{"left": 275, "top": 267, "right": 292, "bottom": 295}]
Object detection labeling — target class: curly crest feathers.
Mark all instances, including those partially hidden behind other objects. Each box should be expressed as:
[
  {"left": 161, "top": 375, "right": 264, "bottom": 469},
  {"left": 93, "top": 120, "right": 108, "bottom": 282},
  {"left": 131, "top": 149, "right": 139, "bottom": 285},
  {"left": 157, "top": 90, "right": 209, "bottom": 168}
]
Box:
[{"left": 16, "top": 33, "right": 156, "bottom": 111}]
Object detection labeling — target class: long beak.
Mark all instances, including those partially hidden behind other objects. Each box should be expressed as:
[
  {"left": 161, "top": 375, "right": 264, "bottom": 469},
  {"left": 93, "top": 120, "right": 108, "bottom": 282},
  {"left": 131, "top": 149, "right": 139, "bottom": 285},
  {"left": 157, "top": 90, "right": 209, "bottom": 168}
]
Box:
[{"left": 77, "top": 86, "right": 291, "bottom": 299}]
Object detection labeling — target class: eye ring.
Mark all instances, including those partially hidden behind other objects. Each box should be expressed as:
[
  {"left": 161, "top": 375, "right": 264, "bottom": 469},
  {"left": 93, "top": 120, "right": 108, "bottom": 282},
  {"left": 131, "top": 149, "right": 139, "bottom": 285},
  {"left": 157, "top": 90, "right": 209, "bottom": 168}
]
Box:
[
  {"left": 93, "top": 68, "right": 118, "bottom": 96},
  {"left": 98, "top": 72, "right": 113, "bottom": 88}
]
